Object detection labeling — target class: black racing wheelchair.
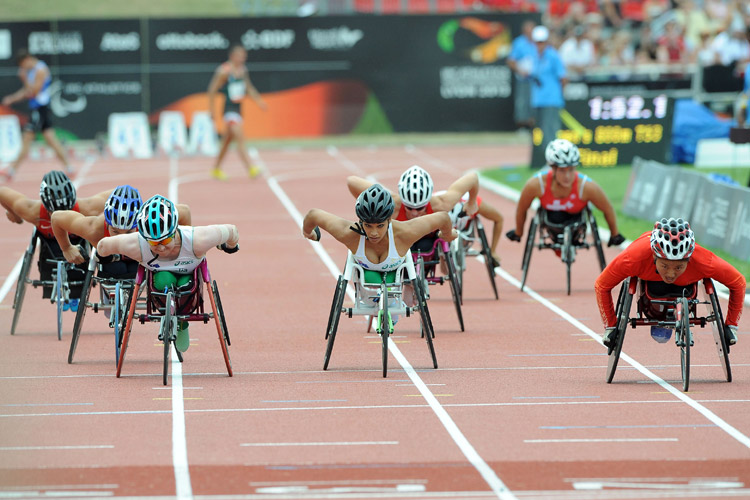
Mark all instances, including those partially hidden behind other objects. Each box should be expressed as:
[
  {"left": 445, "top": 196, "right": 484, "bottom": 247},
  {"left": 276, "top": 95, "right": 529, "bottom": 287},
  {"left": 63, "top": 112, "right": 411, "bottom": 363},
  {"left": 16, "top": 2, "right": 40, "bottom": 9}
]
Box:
[
  {"left": 521, "top": 204, "right": 606, "bottom": 295},
  {"left": 606, "top": 277, "right": 732, "bottom": 392},
  {"left": 450, "top": 215, "right": 498, "bottom": 301},
  {"left": 10, "top": 228, "right": 89, "bottom": 340}
]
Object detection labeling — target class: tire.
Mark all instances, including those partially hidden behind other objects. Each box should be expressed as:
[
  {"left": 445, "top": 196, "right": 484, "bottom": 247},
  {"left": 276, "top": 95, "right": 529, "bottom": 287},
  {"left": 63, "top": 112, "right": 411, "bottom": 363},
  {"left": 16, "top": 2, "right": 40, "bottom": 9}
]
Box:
[
  {"left": 677, "top": 297, "right": 691, "bottom": 392},
  {"left": 414, "top": 277, "right": 437, "bottom": 369},
  {"left": 116, "top": 281, "right": 141, "bottom": 378},
  {"left": 113, "top": 281, "right": 121, "bottom": 366},
  {"left": 451, "top": 238, "right": 464, "bottom": 305},
  {"left": 323, "top": 276, "right": 347, "bottom": 370},
  {"left": 380, "top": 280, "right": 389, "bottom": 378},
  {"left": 162, "top": 291, "right": 175, "bottom": 386},
  {"left": 588, "top": 207, "right": 607, "bottom": 271},
  {"left": 520, "top": 215, "right": 538, "bottom": 292},
  {"left": 442, "top": 247, "right": 464, "bottom": 332},
  {"left": 606, "top": 279, "right": 633, "bottom": 383},
  {"left": 563, "top": 225, "right": 572, "bottom": 296},
  {"left": 68, "top": 268, "right": 94, "bottom": 364},
  {"left": 706, "top": 281, "right": 732, "bottom": 382},
  {"left": 56, "top": 261, "right": 64, "bottom": 341},
  {"left": 477, "top": 219, "right": 498, "bottom": 300},
  {"left": 210, "top": 280, "right": 232, "bottom": 376},
  {"left": 11, "top": 233, "right": 37, "bottom": 336}
]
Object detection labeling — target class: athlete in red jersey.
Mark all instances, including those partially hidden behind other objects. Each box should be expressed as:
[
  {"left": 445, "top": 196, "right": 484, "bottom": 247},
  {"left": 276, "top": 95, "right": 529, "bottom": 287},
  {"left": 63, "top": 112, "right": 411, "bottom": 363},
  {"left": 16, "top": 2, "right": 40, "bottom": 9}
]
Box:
[
  {"left": 597, "top": 218, "right": 745, "bottom": 347},
  {"left": 505, "top": 139, "right": 624, "bottom": 247}
]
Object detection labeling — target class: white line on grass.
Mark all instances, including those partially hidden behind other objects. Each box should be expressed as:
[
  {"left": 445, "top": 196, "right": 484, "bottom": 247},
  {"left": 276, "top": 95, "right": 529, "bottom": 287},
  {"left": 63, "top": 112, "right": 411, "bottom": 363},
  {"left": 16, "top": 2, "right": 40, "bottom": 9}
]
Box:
[{"left": 265, "top": 171, "right": 517, "bottom": 500}]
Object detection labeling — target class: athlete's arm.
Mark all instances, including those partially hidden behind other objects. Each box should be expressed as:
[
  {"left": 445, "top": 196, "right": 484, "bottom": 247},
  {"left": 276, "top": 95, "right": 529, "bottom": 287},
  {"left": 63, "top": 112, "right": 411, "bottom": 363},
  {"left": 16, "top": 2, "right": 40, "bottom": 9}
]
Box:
[
  {"left": 0, "top": 187, "right": 40, "bottom": 224},
  {"left": 584, "top": 181, "right": 619, "bottom": 236},
  {"left": 707, "top": 253, "right": 747, "bottom": 326},
  {"left": 302, "top": 209, "right": 359, "bottom": 250},
  {"left": 244, "top": 72, "right": 267, "bottom": 111},
  {"left": 26, "top": 64, "right": 48, "bottom": 98},
  {"left": 435, "top": 172, "right": 479, "bottom": 215},
  {"left": 395, "top": 212, "right": 456, "bottom": 252},
  {"left": 1, "top": 85, "right": 29, "bottom": 106},
  {"left": 510, "top": 176, "right": 542, "bottom": 239},
  {"left": 51, "top": 211, "right": 102, "bottom": 264},
  {"left": 176, "top": 204, "right": 192, "bottom": 226},
  {"left": 207, "top": 67, "right": 228, "bottom": 122},
  {"left": 77, "top": 190, "right": 112, "bottom": 216},
  {"left": 346, "top": 176, "right": 374, "bottom": 198},
  {"left": 594, "top": 250, "right": 638, "bottom": 327},
  {"left": 477, "top": 200, "right": 504, "bottom": 257},
  {"left": 192, "top": 224, "right": 239, "bottom": 258},
  {"left": 97, "top": 232, "right": 142, "bottom": 261}
]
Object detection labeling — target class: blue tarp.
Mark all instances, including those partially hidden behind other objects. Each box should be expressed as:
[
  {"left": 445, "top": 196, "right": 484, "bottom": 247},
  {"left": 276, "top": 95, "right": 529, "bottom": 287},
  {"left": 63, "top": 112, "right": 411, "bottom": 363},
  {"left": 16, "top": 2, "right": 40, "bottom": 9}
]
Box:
[{"left": 671, "top": 99, "right": 733, "bottom": 164}]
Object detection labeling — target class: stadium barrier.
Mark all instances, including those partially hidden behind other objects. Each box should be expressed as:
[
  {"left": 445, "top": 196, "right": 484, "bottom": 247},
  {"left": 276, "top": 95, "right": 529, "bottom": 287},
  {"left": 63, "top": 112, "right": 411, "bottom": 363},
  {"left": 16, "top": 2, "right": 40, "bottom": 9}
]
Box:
[
  {"left": 0, "top": 115, "right": 22, "bottom": 163},
  {"left": 108, "top": 112, "right": 153, "bottom": 159},
  {"left": 157, "top": 111, "right": 188, "bottom": 155},
  {"left": 186, "top": 112, "right": 219, "bottom": 156},
  {"left": 695, "top": 138, "right": 750, "bottom": 168},
  {"left": 623, "top": 157, "right": 750, "bottom": 261}
]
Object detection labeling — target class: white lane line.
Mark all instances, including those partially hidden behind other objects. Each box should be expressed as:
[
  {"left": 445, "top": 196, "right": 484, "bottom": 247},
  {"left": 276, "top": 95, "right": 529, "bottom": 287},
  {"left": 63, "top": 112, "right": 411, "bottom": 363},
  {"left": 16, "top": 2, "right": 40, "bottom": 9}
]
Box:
[
  {"left": 240, "top": 441, "right": 399, "bottom": 447},
  {"left": 249, "top": 479, "right": 428, "bottom": 486},
  {"left": 0, "top": 156, "right": 97, "bottom": 306},
  {"left": 0, "top": 445, "right": 114, "bottom": 450},
  {"left": 524, "top": 438, "right": 678, "bottom": 444},
  {"left": 167, "top": 153, "right": 193, "bottom": 500},
  {"left": 265, "top": 170, "right": 517, "bottom": 500},
  {"left": 495, "top": 266, "right": 750, "bottom": 450}
]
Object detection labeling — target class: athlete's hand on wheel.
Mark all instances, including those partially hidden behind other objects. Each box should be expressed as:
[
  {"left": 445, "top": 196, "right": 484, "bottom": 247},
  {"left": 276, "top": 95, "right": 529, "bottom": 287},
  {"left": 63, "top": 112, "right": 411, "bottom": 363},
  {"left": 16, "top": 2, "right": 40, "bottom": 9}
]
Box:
[
  {"left": 218, "top": 242, "right": 239, "bottom": 254},
  {"left": 438, "top": 228, "right": 458, "bottom": 242},
  {"left": 6, "top": 210, "right": 23, "bottom": 224},
  {"left": 505, "top": 229, "right": 522, "bottom": 242},
  {"left": 303, "top": 226, "right": 321, "bottom": 242},
  {"left": 463, "top": 199, "right": 479, "bottom": 217},
  {"left": 63, "top": 245, "right": 85, "bottom": 265},
  {"left": 608, "top": 233, "right": 625, "bottom": 247}
]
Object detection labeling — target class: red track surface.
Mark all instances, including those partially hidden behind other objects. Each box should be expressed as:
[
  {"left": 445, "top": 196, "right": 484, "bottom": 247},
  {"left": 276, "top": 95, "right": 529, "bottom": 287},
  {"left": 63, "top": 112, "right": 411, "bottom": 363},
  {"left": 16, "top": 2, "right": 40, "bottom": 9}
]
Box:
[{"left": 0, "top": 144, "right": 748, "bottom": 500}]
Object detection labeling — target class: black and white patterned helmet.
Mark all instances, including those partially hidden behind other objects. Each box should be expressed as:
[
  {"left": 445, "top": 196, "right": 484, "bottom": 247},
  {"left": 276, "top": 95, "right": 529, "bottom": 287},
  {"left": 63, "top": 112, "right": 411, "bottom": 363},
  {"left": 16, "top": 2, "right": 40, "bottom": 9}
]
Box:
[
  {"left": 39, "top": 170, "right": 76, "bottom": 213},
  {"left": 545, "top": 139, "right": 580, "bottom": 168},
  {"left": 398, "top": 165, "right": 433, "bottom": 209}
]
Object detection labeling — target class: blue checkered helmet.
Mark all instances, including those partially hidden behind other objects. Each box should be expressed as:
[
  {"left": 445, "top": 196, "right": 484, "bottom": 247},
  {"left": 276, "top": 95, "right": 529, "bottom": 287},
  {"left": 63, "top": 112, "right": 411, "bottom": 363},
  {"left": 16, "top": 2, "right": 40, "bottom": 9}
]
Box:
[{"left": 104, "top": 185, "right": 142, "bottom": 230}]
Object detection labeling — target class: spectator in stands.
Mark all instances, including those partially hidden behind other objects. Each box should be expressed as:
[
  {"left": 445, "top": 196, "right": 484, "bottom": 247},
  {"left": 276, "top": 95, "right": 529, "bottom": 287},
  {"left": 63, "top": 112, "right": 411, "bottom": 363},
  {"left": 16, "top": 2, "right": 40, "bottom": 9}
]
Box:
[
  {"left": 656, "top": 19, "right": 689, "bottom": 64},
  {"left": 709, "top": 20, "right": 750, "bottom": 67},
  {"left": 529, "top": 25, "right": 567, "bottom": 152},
  {"left": 599, "top": 29, "right": 636, "bottom": 67},
  {"left": 735, "top": 58, "right": 750, "bottom": 127},
  {"left": 635, "top": 23, "right": 660, "bottom": 62},
  {"left": 507, "top": 20, "right": 537, "bottom": 130},
  {"left": 673, "top": 0, "right": 714, "bottom": 52},
  {"left": 559, "top": 25, "right": 596, "bottom": 80},
  {"left": 695, "top": 29, "right": 718, "bottom": 66}
]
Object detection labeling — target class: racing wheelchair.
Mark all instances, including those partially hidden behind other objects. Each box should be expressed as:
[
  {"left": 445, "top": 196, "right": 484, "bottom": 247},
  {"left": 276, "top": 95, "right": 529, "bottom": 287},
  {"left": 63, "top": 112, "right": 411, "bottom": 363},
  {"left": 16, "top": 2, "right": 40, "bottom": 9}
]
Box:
[
  {"left": 68, "top": 249, "right": 146, "bottom": 365},
  {"left": 116, "top": 260, "right": 232, "bottom": 385},
  {"left": 450, "top": 214, "right": 498, "bottom": 301},
  {"left": 10, "top": 228, "right": 89, "bottom": 340},
  {"left": 412, "top": 236, "right": 464, "bottom": 332},
  {"left": 606, "top": 277, "right": 732, "bottom": 392},
  {"left": 520, "top": 205, "right": 606, "bottom": 295},
  {"left": 324, "top": 250, "right": 437, "bottom": 378}
]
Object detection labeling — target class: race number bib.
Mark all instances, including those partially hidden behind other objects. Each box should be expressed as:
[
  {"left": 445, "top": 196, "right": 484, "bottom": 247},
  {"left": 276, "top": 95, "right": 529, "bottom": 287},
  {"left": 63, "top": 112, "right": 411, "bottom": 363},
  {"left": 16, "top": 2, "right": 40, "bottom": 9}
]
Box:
[{"left": 227, "top": 81, "right": 245, "bottom": 103}]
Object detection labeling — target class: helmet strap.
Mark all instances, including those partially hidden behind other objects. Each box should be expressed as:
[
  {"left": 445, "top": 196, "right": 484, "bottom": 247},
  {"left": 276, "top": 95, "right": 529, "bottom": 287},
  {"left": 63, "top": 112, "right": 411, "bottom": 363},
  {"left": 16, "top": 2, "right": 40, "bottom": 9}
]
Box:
[{"left": 350, "top": 221, "right": 367, "bottom": 238}]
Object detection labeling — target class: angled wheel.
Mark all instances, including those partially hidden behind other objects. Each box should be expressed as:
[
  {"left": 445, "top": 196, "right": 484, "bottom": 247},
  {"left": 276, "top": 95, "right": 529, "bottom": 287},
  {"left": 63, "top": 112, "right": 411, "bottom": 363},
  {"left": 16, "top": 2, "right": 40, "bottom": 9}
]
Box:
[
  {"left": 116, "top": 281, "right": 141, "bottom": 377},
  {"left": 68, "top": 267, "right": 95, "bottom": 364},
  {"left": 476, "top": 218, "right": 498, "bottom": 300},
  {"left": 414, "top": 276, "right": 437, "bottom": 369},
  {"left": 323, "top": 276, "right": 347, "bottom": 370},
  {"left": 563, "top": 225, "right": 572, "bottom": 296},
  {"left": 210, "top": 280, "right": 232, "bottom": 376},
  {"left": 705, "top": 280, "right": 731, "bottom": 382},
  {"left": 520, "top": 215, "right": 538, "bottom": 291},
  {"left": 441, "top": 246, "right": 464, "bottom": 331},
  {"left": 55, "top": 261, "right": 65, "bottom": 341},
  {"left": 451, "top": 238, "right": 465, "bottom": 305},
  {"left": 378, "top": 280, "right": 390, "bottom": 378},
  {"left": 587, "top": 207, "right": 607, "bottom": 271},
  {"left": 11, "top": 236, "right": 37, "bottom": 336},
  {"left": 677, "top": 297, "right": 691, "bottom": 392},
  {"left": 162, "top": 290, "right": 176, "bottom": 386},
  {"left": 113, "top": 281, "right": 122, "bottom": 366},
  {"left": 606, "top": 278, "right": 633, "bottom": 383}
]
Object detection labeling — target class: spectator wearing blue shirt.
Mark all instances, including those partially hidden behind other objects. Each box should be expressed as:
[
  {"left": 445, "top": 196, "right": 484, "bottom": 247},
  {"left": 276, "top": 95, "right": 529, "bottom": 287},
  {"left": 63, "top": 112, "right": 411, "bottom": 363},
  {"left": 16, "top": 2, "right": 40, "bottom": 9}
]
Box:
[
  {"left": 530, "top": 26, "right": 568, "bottom": 154},
  {"left": 507, "top": 20, "right": 537, "bottom": 129}
]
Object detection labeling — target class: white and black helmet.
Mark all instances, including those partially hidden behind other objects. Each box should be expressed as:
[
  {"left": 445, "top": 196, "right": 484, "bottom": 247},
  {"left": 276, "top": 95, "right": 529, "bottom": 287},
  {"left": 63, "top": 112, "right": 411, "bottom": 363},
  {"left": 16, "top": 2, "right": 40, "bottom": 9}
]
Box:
[
  {"left": 398, "top": 165, "right": 433, "bottom": 209},
  {"left": 650, "top": 217, "right": 695, "bottom": 260},
  {"left": 355, "top": 184, "right": 394, "bottom": 223},
  {"left": 39, "top": 170, "right": 76, "bottom": 213},
  {"left": 545, "top": 139, "right": 580, "bottom": 168}
]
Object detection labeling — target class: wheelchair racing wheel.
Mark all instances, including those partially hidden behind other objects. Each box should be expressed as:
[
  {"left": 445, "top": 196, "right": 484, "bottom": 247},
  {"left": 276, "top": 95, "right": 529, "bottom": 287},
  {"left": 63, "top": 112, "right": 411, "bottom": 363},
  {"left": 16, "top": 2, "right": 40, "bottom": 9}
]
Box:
[
  {"left": 587, "top": 207, "right": 607, "bottom": 271},
  {"left": 210, "top": 280, "right": 232, "bottom": 376},
  {"left": 161, "top": 290, "right": 176, "bottom": 386},
  {"left": 11, "top": 235, "right": 37, "bottom": 336},
  {"left": 476, "top": 218, "right": 498, "bottom": 300},
  {"left": 55, "top": 260, "right": 65, "bottom": 341},
  {"left": 378, "top": 279, "right": 390, "bottom": 378},
  {"left": 413, "top": 275, "right": 437, "bottom": 369},
  {"left": 705, "top": 280, "right": 731, "bottom": 382},
  {"left": 323, "top": 275, "right": 347, "bottom": 370},
  {"left": 606, "top": 278, "right": 633, "bottom": 383},
  {"left": 676, "top": 296, "right": 691, "bottom": 392},
  {"left": 520, "top": 214, "right": 538, "bottom": 292},
  {"left": 68, "top": 266, "right": 95, "bottom": 363},
  {"left": 441, "top": 246, "right": 464, "bottom": 332}
]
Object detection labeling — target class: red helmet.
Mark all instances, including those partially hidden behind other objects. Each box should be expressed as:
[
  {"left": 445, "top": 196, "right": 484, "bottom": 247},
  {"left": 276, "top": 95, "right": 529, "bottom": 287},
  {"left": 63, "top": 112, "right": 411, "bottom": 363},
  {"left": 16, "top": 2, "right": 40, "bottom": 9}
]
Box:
[{"left": 650, "top": 217, "right": 695, "bottom": 260}]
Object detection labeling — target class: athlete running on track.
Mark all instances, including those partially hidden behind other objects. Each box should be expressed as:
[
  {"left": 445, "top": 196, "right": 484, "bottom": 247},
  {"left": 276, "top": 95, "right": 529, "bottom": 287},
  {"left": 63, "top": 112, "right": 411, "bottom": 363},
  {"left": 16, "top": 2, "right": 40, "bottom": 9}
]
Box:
[
  {"left": 1, "top": 171, "right": 110, "bottom": 310},
  {"left": 1, "top": 49, "right": 74, "bottom": 181},
  {"left": 207, "top": 44, "right": 267, "bottom": 181},
  {"left": 505, "top": 138, "right": 625, "bottom": 250},
  {"left": 596, "top": 217, "right": 746, "bottom": 348},
  {"left": 97, "top": 195, "right": 239, "bottom": 352}
]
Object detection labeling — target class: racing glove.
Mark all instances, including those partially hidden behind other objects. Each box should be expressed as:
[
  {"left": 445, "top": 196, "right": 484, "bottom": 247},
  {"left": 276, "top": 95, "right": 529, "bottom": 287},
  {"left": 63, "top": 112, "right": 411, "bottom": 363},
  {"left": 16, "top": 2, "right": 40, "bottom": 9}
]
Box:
[
  {"left": 608, "top": 233, "right": 626, "bottom": 247},
  {"left": 505, "top": 229, "right": 522, "bottom": 242},
  {"left": 218, "top": 242, "right": 239, "bottom": 254},
  {"left": 725, "top": 325, "right": 738, "bottom": 346}
]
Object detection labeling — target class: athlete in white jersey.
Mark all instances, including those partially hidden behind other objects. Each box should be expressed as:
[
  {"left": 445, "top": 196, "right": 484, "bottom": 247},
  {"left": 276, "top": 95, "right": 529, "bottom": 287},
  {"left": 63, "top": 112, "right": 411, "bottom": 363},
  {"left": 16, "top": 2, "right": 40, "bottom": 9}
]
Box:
[
  {"left": 97, "top": 195, "right": 239, "bottom": 352},
  {"left": 1, "top": 48, "right": 74, "bottom": 181}
]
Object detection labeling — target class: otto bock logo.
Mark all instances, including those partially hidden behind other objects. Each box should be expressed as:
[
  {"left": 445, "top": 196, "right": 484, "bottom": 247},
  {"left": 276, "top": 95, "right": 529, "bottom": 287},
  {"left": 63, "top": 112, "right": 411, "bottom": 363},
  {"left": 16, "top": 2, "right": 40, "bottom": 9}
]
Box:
[
  {"left": 156, "top": 31, "right": 229, "bottom": 50},
  {"left": 307, "top": 26, "right": 363, "bottom": 50},
  {"left": 101, "top": 32, "right": 140, "bottom": 51},
  {"left": 29, "top": 31, "right": 83, "bottom": 55},
  {"left": 241, "top": 29, "right": 295, "bottom": 50}
]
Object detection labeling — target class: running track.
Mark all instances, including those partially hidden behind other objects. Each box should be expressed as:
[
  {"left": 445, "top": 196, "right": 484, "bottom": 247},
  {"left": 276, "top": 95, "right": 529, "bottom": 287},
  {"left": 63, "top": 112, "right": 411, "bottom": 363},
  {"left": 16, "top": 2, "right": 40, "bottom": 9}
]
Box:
[{"left": 0, "top": 143, "right": 748, "bottom": 499}]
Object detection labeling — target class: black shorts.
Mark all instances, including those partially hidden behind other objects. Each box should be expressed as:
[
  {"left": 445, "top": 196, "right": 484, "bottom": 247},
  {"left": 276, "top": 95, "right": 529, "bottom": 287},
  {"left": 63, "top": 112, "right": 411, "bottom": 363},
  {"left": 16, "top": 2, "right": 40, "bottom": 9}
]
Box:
[
  {"left": 97, "top": 259, "right": 139, "bottom": 280},
  {"left": 37, "top": 237, "right": 88, "bottom": 299},
  {"left": 24, "top": 105, "right": 53, "bottom": 133}
]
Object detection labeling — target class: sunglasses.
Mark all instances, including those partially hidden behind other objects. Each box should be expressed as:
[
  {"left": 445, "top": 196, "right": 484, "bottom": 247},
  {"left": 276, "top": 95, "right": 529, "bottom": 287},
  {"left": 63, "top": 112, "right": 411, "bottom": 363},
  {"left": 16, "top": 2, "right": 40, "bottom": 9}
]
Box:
[{"left": 147, "top": 235, "right": 174, "bottom": 247}]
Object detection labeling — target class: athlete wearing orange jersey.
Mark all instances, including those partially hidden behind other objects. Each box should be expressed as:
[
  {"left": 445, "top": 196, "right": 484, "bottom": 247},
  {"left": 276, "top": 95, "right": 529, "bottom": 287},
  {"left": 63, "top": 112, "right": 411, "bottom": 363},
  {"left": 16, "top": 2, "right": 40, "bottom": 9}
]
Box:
[{"left": 596, "top": 218, "right": 746, "bottom": 348}]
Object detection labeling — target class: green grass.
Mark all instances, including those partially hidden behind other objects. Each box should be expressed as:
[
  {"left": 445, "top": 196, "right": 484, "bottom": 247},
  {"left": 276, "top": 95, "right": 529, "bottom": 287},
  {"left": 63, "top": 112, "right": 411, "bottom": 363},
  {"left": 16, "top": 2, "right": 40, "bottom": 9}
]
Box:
[
  {"left": 0, "top": 0, "right": 256, "bottom": 20},
  {"left": 481, "top": 164, "right": 750, "bottom": 280}
]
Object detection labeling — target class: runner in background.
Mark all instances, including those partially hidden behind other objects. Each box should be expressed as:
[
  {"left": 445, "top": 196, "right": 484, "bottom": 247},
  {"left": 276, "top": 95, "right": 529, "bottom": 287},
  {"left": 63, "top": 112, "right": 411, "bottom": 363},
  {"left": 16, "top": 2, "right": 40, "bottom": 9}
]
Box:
[
  {"left": 1, "top": 49, "right": 75, "bottom": 182},
  {"left": 207, "top": 44, "right": 268, "bottom": 181}
]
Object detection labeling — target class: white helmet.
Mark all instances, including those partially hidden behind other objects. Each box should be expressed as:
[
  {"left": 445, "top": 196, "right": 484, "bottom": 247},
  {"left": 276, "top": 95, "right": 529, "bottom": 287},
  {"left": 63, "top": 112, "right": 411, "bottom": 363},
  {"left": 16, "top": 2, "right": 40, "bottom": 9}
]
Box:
[
  {"left": 398, "top": 165, "right": 433, "bottom": 209},
  {"left": 545, "top": 139, "right": 580, "bottom": 168},
  {"left": 650, "top": 217, "right": 695, "bottom": 260}
]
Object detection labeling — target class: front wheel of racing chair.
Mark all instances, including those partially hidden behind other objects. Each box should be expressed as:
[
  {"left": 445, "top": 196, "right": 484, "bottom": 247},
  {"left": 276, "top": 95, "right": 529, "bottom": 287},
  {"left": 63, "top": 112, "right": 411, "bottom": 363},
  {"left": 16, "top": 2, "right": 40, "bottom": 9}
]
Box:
[
  {"left": 412, "top": 270, "right": 437, "bottom": 369},
  {"left": 450, "top": 236, "right": 466, "bottom": 305},
  {"left": 703, "top": 279, "right": 731, "bottom": 382},
  {"left": 377, "top": 276, "right": 392, "bottom": 378},
  {"left": 117, "top": 267, "right": 145, "bottom": 378},
  {"left": 440, "top": 245, "right": 464, "bottom": 332},
  {"left": 606, "top": 277, "right": 635, "bottom": 384},
  {"left": 69, "top": 257, "right": 96, "bottom": 363},
  {"left": 323, "top": 275, "right": 348, "bottom": 371},
  {"left": 208, "top": 280, "right": 232, "bottom": 376},
  {"left": 676, "top": 296, "right": 692, "bottom": 392},
  {"left": 586, "top": 206, "right": 607, "bottom": 271},
  {"left": 161, "top": 290, "right": 177, "bottom": 386},
  {"left": 562, "top": 225, "right": 573, "bottom": 296},
  {"left": 520, "top": 213, "right": 539, "bottom": 292},
  {"left": 11, "top": 231, "right": 38, "bottom": 336},
  {"left": 476, "top": 217, "right": 499, "bottom": 300},
  {"left": 54, "top": 260, "right": 68, "bottom": 341}
]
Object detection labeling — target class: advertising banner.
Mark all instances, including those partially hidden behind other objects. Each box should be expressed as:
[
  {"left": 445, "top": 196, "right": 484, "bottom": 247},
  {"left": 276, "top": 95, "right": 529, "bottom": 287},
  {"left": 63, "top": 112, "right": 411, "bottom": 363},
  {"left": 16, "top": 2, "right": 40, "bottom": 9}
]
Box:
[
  {"left": 530, "top": 95, "right": 674, "bottom": 168},
  {"left": 0, "top": 13, "right": 540, "bottom": 140}
]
